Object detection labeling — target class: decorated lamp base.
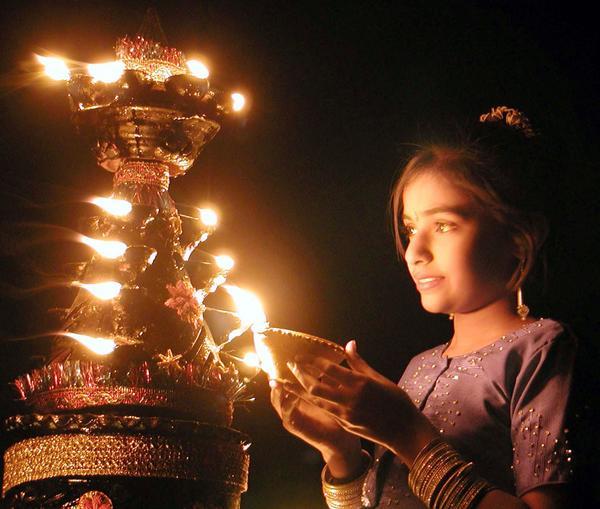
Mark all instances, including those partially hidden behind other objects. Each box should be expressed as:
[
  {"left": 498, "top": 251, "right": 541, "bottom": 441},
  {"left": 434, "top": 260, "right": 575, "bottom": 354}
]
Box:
[
  {"left": 2, "top": 415, "right": 249, "bottom": 509},
  {"left": 3, "top": 478, "right": 244, "bottom": 509}
]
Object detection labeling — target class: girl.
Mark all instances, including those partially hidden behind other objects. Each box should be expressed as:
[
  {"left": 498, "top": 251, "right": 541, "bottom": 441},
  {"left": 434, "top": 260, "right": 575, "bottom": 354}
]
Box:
[{"left": 270, "top": 107, "right": 576, "bottom": 509}]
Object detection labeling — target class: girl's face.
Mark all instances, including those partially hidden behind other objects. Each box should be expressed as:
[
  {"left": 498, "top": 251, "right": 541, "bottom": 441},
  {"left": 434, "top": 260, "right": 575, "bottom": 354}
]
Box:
[{"left": 401, "top": 171, "right": 516, "bottom": 315}]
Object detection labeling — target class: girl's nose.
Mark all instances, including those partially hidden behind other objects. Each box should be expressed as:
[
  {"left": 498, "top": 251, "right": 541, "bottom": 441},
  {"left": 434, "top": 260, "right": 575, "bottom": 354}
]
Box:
[{"left": 404, "top": 232, "right": 433, "bottom": 267}]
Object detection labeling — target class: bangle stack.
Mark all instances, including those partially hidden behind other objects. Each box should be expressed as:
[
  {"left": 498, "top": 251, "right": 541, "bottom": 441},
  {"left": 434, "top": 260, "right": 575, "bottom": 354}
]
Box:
[
  {"left": 321, "top": 450, "right": 372, "bottom": 509},
  {"left": 408, "top": 439, "right": 494, "bottom": 509}
]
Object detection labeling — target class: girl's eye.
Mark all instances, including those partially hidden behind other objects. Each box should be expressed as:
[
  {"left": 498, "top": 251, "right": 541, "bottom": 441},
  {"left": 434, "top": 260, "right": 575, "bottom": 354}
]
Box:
[
  {"left": 402, "top": 225, "right": 417, "bottom": 237},
  {"left": 435, "top": 222, "right": 454, "bottom": 233}
]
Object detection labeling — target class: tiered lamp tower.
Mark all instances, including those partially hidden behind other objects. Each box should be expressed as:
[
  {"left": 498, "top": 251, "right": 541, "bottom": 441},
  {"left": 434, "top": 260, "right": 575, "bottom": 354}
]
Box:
[{"left": 2, "top": 14, "right": 251, "bottom": 509}]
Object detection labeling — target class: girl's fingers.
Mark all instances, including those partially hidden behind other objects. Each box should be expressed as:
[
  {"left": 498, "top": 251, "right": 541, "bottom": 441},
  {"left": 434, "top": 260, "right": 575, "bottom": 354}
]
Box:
[
  {"left": 345, "top": 340, "right": 384, "bottom": 380},
  {"left": 282, "top": 381, "right": 339, "bottom": 415},
  {"left": 288, "top": 361, "right": 350, "bottom": 403},
  {"left": 293, "top": 355, "right": 355, "bottom": 385},
  {"left": 269, "top": 380, "right": 286, "bottom": 416},
  {"left": 287, "top": 361, "right": 320, "bottom": 391}
]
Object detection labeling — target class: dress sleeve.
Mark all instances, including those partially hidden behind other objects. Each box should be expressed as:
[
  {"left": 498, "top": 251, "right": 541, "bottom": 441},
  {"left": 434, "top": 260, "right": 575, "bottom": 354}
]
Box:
[{"left": 510, "top": 329, "right": 576, "bottom": 497}]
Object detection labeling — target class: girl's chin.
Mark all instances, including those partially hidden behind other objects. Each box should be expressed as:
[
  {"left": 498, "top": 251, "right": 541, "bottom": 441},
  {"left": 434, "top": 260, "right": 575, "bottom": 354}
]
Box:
[{"left": 420, "top": 300, "right": 454, "bottom": 316}]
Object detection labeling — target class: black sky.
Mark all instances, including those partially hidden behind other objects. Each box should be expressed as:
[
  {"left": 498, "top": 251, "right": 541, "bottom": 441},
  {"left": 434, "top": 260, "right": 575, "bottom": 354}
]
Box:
[{"left": 0, "top": 2, "right": 598, "bottom": 507}]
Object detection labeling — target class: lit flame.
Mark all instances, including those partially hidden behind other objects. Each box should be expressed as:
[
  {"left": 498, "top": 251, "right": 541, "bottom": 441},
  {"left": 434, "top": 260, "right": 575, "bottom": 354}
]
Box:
[
  {"left": 61, "top": 332, "right": 116, "bottom": 355},
  {"left": 148, "top": 250, "right": 158, "bottom": 265},
  {"left": 90, "top": 197, "right": 132, "bottom": 216},
  {"left": 87, "top": 61, "right": 125, "bottom": 83},
  {"left": 223, "top": 285, "right": 267, "bottom": 341},
  {"left": 80, "top": 235, "right": 127, "bottom": 259},
  {"left": 36, "top": 55, "right": 70, "bottom": 81},
  {"left": 183, "top": 241, "right": 200, "bottom": 262},
  {"left": 231, "top": 92, "right": 246, "bottom": 112},
  {"left": 74, "top": 281, "right": 122, "bottom": 300},
  {"left": 242, "top": 351, "right": 261, "bottom": 368},
  {"left": 208, "top": 274, "right": 227, "bottom": 293},
  {"left": 194, "top": 289, "right": 207, "bottom": 306},
  {"left": 253, "top": 332, "right": 277, "bottom": 380},
  {"left": 187, "top": 59, "right": 210, "bottom": 79},
  {"left": 199, "top": 208, "right": 218, "bottom": 227},
  {"left": 215, "top": 255, "right": 235, "bottom": 271}
]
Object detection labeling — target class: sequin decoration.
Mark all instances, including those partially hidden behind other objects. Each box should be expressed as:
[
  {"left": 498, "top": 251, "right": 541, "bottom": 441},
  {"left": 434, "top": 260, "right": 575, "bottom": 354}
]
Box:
[
  {"left": 115, "top": 36, "right": 187, "bottom": 82},
  {"left": 2, "top": 433, "right": 249, "bottom": 496}
]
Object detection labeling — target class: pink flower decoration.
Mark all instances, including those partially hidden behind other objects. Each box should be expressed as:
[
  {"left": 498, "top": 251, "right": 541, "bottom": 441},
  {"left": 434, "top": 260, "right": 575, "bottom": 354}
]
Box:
[
  {"left": 77, "top": 490, "right": 113, "bottom": 509},
  {"left": 164, "top": 280, "right": 202, "bottom": 326}
]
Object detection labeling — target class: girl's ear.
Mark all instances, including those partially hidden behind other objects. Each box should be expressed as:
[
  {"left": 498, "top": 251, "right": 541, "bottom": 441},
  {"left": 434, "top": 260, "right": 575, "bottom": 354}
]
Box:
[{"left": 511, "top": 231, "right": 528, "bottom": 261}]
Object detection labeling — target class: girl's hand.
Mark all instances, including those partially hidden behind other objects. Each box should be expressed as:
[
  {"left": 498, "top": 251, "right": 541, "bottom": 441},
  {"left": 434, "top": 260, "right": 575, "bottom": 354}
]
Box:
[
  {"left": 269, "top": 378, "right": 363, "bottom": 479},
  {"left": 285, "top": 340, "right": 438, "bottom": 467}
]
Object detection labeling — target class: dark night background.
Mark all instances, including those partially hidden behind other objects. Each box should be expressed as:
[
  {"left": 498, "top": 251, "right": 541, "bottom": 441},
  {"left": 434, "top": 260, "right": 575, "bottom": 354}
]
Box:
[{"left": 0, "top": 1, "right": 598, "bottom": 507}]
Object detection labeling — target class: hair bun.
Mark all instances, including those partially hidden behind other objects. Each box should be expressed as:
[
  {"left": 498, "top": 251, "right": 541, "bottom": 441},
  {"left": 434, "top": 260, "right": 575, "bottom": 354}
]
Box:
[{"left": 479, "top": 106, "right": 537, "bottom": 139}]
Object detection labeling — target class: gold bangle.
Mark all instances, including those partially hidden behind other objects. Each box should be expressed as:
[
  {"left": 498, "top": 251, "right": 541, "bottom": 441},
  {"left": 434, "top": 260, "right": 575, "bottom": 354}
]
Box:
[
  {"left": 408, "top": 438, "right": 447, "bottom": 493},
  {"left": 321, "top": 450, "right": 372, "bottom": 509},
  {"left": 2, "top": 433, "right": 249, "bottom": 496},
  {"left": 408, "top": 438, "right": 496, "bottom": 509},
  {"left": 417, "top": 449, "right": 460, "bottom": 500}
]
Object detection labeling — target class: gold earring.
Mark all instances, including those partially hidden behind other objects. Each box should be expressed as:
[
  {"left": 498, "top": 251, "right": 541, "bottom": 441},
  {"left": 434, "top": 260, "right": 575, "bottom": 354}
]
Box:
[
  {"left": 516, "top": 287, "right": 529, "bottom": 320},
  {"left": 448, "top": 313, "right": 454, "bottom": 320}
]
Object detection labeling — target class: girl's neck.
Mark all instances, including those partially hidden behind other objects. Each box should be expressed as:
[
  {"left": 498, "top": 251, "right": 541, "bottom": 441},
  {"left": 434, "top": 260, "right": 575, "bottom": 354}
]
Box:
[{"left": 444, "top": 297, "right": 536, "bottom": 358}]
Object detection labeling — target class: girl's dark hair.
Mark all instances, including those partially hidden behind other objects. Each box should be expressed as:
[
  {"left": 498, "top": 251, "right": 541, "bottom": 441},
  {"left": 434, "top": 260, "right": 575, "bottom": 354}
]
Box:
[{"left": 390, "top": 111, "right": 549, "bottom": 290}]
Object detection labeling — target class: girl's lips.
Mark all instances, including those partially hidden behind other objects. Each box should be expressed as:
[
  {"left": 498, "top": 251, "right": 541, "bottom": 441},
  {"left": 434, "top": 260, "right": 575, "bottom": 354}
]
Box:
[{"left": 415, "top": 276, "right": 444, "bottom": 291}]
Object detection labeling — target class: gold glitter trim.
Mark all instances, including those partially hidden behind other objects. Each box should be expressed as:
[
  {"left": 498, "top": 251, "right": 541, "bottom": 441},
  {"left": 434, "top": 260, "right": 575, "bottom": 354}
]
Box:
[
  {"left": 2, "top": 433, "right": 249, "bottom": 495},
  {"left": 27, "top": 387, "right": 233, "bottom": 424},
  {"left": 114, "top": 161, "right": 170, "bottom": 190}
]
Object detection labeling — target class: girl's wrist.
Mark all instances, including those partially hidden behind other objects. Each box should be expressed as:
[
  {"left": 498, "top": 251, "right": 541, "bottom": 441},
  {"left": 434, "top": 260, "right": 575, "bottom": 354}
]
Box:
[
  {"left": 387, "top": 411, "right": 439, "bottom": 468},
  {"left": 322, "top": 438, "right": 363, "bottom": 481}
]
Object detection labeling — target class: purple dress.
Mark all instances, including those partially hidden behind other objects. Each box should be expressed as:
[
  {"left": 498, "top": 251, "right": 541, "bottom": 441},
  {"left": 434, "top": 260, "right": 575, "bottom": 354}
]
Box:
[{"left": 361, "top": 318, "right": 576, "bottom": 508}]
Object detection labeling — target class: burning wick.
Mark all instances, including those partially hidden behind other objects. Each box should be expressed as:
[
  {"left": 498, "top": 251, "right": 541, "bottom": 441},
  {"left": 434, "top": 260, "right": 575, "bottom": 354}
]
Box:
[
  {"left": 215, "top": 254, "right": 235, "bottom": 271},
  {"left": 80, "top": 235, "right": 127, "bottom": 259},
  {"left": 36, "top": 55, "right": 70, "bottom": 81},
  {"left": 205, "top": 255, "right": 235, "bottom": 293},
  {"left": 72, "top": 281, "right": 122, "bottom": 300},
  {"left": 187, "top": 59, "right": 210, "bottom": 79},
  {"left": 199, "top": 208, "right": 218, "bottom": 227},
  {"left": 242, "top": 351, "right": 261, "bottom": 369},
  {"left": 87, "top": 61, "right": 125, "bottom": 83},
  {"left": 222, "top": 285, "right": 268, "bottom": 341},
  {"left": 57, "top": 332, "right": 116, "bottom": 355},
  {"left": 231, "top": 93, "right": 246, "bottom": 112},
  {"left": 147, "top": 250, "right": 158, "bottom": 265},
  {"left": 90, "top": 196, "right": 132, "bottom": 216}
]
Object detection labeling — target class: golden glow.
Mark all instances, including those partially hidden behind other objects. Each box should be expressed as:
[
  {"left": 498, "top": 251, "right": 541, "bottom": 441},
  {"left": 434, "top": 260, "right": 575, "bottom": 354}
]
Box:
[
  {"left": 231, "top": 92, "right": 246, "bottom": 112},
  {"left": 62, "top": 332, "right": 116, "bottom": 355},
  {"left": 36, "top": 55, "right": 70, "bottom": 81},
  {"left": 90, "top": 197, "right": 132, "bottom": 216},
  {"left": 215, "top": 255, "right": 235, "bottom": 271},
  {"left": 80, "top": 235, "right": 127, "bottom": 259},
  {"left": 253, "top": 332, "right": 277, "bottom": 379},
  {"left": 209, "top": 274, "right": 227, "bottom": 293},
  {"left": 87, "top": 61, "right": 125, "bottom": 83},
  {"left": 199, "top": 208, "right": 218, "bottom": 227},
  {"left": 242, "top": 351, "right": 261, "bottom": 368},
  {"left": 183, "top": 241, "right": 200, "bottom": 262},
  {"left": 194, "top": 289, "right": 207, "bottom": 305},
  {"left": 187, "top": 59, "right": 210, "bottom": 79},
  {"left": 74, "top": 281, "right": 122, "bottom": 300},
  {"left": 223, "top": 285, "right": 267, "bottom": 340}
]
